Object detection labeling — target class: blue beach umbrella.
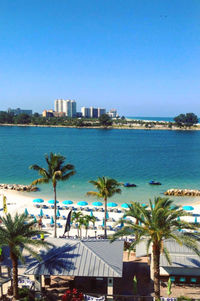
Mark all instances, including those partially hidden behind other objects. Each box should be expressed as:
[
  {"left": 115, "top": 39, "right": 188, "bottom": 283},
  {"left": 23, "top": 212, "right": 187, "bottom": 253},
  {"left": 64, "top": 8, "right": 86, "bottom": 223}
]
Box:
[
  {"left": 48, "top": 200, "right": 59, "bottom": 204},
  {"left": 33, "top": 216, "right": 37, "bottom": 223},
  {"left": 40, "top": 208, "right": 43, "bottom": 217},
  {"left": 24, "top": 208, "right": 28, "bottom": 216},
  {"left": 121, "top": 203, "right": 129, "bottom": 209},
  {"left": 107, "top": 202, "right": 118, "bottom": 207},
  {"left": 50, "top": 216, "right": 54, "bottom": 224},
  {"left": 33, "top": 198, "right": 44, "bottom": 203},
  {"left": 142, "top": 204, "right": 147, "bottom": 207},
  {"left": 194, "top": 216, "right": 198, "bottom": 224},
  {"left": 90, "top": 210, "right": 93, "bottom": 217},
  {"left": 77, "top": 201, "right": 88, "bottom": 206},
  {"left": 62, "top": 200, "right": 73, "bottom": 205},
  {"left": 182, "top": 205, "right": 194, "bottom": 211},
  {"left": 106, "top": 211, "right": 109, "bottom": 219},
  {"left": 56, "top": 208, "right": 60, "bottom": 217},
  {"left": 102, "top": 219, "right": 105, "bottom": 227},
  {"left": 92, "top": 201, "right": 103, "bottom": 207}
]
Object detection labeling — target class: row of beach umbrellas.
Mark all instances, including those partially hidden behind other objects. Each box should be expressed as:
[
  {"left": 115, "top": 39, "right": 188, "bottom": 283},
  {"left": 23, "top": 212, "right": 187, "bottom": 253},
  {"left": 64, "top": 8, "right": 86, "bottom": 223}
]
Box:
[{"left": 33, "top": 199, "right": 196, "bottom": 211}]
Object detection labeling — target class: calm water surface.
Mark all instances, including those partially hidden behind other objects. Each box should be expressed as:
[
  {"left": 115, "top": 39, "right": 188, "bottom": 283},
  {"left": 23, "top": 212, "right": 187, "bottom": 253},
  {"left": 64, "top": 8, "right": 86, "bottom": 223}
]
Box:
[{"left": 0, "top": 126, "right": 200, "bottom": 204}]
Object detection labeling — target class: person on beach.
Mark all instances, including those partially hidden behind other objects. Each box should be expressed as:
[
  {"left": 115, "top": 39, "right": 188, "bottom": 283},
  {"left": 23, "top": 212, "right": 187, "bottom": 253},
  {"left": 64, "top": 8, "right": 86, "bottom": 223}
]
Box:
[
  {"left": 40, "top": 233, "right": 44, "bottom": 241},
  {"left": 38, "top": 217, "right": 42, "bottom": 230}
]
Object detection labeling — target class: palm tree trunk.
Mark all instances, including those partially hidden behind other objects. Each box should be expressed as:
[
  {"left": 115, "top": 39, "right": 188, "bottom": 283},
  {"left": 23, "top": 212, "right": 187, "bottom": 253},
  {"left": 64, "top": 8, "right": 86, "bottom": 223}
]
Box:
[
  {"left": 10, "top": 251, "right": 18, "bottom": 300},
  {"left": 53, "top": 185, "right": 57, "bottom": 238},
  {"left": 104, "top": 197, "right": 107, "bottom": 239},
  {"left": 152, "top": 242, "right": 161, "bottom": 300}
]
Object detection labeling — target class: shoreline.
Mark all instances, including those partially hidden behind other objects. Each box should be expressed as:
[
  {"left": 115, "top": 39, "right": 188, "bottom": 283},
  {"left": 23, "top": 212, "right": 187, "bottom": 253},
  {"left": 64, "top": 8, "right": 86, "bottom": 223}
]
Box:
[{"left": 0, "top": 123, "right": 200, "bottom": 131}]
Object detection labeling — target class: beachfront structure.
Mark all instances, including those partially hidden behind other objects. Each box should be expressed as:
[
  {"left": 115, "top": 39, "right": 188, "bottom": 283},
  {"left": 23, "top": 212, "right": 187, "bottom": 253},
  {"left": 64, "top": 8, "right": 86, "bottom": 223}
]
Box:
[
  {"left": 107, "top": 109, "right": 118, "bottom": 118},
  {"left": 0, "top": 238, "right": 123, "bottom": 298},
  {"left": 7, "top": 108, "right": 32, "bottom": 116},
  {"left": 42, "top": 110, "right": 66, "bottom": 118},
  {"left": 81, "top": 107, "right": 106, "bottom": 118},
  {"left": 136, "top": 238, "right": 200, "bottom": 284},
  {"left": 54, "top": 99, "right": 77, "bottom": 117}
]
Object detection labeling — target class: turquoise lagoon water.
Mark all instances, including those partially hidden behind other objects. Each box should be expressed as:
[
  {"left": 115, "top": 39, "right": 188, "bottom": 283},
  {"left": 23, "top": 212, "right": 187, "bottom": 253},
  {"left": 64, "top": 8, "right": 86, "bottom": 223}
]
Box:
[{"left": 0, "top": 126, "right": 200, "bottom": 205}]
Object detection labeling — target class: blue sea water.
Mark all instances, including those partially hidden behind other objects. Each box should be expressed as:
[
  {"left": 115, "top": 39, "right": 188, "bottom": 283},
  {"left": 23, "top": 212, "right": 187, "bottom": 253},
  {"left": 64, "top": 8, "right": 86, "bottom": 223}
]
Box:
[{"left": 0, "top": 126, "right": 200, "bottom": 205}]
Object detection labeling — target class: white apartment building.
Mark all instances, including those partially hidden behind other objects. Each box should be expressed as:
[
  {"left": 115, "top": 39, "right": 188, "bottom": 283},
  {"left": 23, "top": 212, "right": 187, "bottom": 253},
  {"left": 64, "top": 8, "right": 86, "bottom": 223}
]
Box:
[
  {"left": 108, "top": 109, "right": 118, "bottom": 118},
  {"left": 55, "top": 99, "right": 76, "bottom": 117}
]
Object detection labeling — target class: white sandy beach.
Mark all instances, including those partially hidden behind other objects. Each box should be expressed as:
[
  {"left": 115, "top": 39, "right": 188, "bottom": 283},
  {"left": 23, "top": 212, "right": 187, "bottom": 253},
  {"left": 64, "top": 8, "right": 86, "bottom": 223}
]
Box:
[{"left": 1, "top": 189, "right": 200, "bottom": 239}]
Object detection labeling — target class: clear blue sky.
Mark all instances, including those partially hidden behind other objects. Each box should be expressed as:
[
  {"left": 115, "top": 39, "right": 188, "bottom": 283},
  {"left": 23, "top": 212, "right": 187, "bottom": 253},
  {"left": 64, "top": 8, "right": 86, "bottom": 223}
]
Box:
[{"left": 0, "top": 0, "right": 200, "bottom": 116}]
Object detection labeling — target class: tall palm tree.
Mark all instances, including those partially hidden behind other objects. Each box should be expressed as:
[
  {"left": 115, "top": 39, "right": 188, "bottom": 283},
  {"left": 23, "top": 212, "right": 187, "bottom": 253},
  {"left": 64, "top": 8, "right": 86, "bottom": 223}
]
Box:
[
  {"left": 30, "top": 152, "right": 75, "bottom": 238},
  {"left": 0, "top": 213, "right": 49, "bottom": 300},
  {"left": 87, "top": 176, "right": 121, "bottom": 238},
  {"left": 111, "top": 197, "right": 200, "bottom": 300}
]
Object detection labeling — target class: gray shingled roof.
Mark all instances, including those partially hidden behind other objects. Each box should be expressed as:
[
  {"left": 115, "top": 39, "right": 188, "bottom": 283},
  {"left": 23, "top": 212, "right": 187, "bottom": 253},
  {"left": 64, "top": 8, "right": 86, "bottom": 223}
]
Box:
[{"left": 25, "top": 238, "right": 123, "bottom": 278}]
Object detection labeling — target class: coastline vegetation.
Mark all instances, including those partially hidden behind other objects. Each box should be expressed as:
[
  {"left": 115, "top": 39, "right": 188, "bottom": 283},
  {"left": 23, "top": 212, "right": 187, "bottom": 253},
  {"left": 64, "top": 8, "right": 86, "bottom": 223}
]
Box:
[{"left": 0, "top": 111, "right": 199, "bottom": 130}]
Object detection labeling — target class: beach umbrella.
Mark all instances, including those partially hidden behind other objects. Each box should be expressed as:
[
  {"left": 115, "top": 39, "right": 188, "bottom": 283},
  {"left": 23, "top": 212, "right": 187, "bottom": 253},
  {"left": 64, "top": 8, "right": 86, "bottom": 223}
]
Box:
[
  {"left": 24, "top": 208, "right": 28, "bottom": 216},
  {"left": 107, "top": 202, "right": 118, "bottom": 207},
  {"left": 194, "top": 216, "right": 198, "bottom": 224},
  {"left": 106, "top": 211, "right": 109, "bottom": 219},
  {"left": 50, "top": 216, "right": 54, "bottom": 225},
  {"left": 56, "top": 208, "right": 60, "bottom": 217},
  {"left": 121, "top": 203, "right": 129, "bottom": 209},
  {"left": 102, "top": 219, "right": 105, "bottom": 227},
  {"left": 120, "top": 221, "right": 124, "bottom": 228},
  {"left": 62, "top": 200, "right": 73, "bottom": 205},
  {"left": 133, "top": 275, "right": 137, "bottom": 295},
  {"left": 182, "top": 205, "right": 194, "bottom": 211},
  {"left": 92, "top": 201, "right": 103, "bottom": 207},
  {"left": 33, "top": 216, "right": 37, "bottom": 223},
  {"left": 142, "top": 204, "right": 147, "bottom": 207},
  {"left": 167, "top": 278, "right": 172, "bottom": 296},
  {"left": 90, "top": 210, "right": 93, "bottom": 217},
  {"left": 40, "top": 208, "right": 43, "bottom": 217},
  {"left": 48, "top": 200, "right": 59, "bottom": 204},
  {"left": 77, "top": 201, "right": 88, "bottom": 206},
  {"left": 33, "top": 198, "right": 44, "bottom": 203}
]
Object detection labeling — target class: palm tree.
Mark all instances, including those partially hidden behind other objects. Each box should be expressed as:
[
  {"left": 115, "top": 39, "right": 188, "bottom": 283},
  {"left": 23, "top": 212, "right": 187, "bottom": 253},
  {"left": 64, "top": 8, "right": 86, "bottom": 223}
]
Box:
[
  {"left": 30, "top": 152, "right": 75, "bottom": 238},
  {"left": 82, "top": 215, "right": 97, "bottom": 237},
  {"left": 87, "top": 176, "right": 121, "bottom": 238},
  {"left": 72, "top": 211, "right": 83, "bottom": 237},
  {"left": 0, "top": 213, "right": 49, "bottom": 300},
  {"left": 111, "top": 197, "right": 200, "bottom": 300}
]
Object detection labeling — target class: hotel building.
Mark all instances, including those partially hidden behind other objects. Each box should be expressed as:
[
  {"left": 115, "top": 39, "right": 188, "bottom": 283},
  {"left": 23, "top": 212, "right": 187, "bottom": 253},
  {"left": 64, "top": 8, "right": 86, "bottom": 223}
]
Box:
[{"left": 54, "top": 99, "right": 77, "bottom": 117}]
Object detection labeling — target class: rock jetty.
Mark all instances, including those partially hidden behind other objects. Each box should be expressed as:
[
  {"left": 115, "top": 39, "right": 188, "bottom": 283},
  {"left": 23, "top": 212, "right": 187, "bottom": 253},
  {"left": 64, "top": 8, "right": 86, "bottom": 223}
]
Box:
[
  {"left": 0, "top": 183, "right": 39, "bottom": 192},
  {"left": 164, "top": 189, "right": 200, "bottom": 196}
]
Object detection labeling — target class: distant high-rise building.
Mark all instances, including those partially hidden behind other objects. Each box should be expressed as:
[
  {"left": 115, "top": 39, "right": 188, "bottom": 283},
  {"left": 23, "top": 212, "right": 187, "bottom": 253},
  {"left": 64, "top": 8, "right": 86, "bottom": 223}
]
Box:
[
  {"left": 8, "top": 108, "right": 32, "bottom": 116},
  {"left": 81, "top": 107, "right": 90, "bottom": 118},
  {"left": 97, "top": 108, "right": 106, "bottom": 118},
  {"left": 81, "top": 107, "right": 106, "bottom": 118},
  {"left": 55, "top": 99, "right": 76, "bottom": 117}
]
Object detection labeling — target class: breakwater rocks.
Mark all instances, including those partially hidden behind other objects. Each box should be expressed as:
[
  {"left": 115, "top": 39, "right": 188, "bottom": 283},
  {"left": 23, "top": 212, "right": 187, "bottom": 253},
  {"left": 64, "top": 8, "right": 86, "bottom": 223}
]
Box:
[
  {"left": 164, "top": 189, "right": 200, "bottom": 196},
  {"left": 0, "top": 183, "right": 39, "bottom": 192}
]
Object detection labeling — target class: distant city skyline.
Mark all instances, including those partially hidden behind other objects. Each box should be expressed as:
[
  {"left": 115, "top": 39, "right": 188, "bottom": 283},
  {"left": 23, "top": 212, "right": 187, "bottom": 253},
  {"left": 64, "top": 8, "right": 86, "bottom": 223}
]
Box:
[{"left": 0, "top": 0, "right": 200, "bottom": 116}]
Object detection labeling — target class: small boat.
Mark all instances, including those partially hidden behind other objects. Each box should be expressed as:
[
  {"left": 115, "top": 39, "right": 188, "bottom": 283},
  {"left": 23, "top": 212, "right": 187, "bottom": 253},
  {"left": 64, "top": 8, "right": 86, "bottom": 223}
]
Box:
[
  {"left": 123, "top": 183, "right": 137, "bottom": 187},
  {"left": 149, "top": 180, "right": 162, "bottom": 185}
]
